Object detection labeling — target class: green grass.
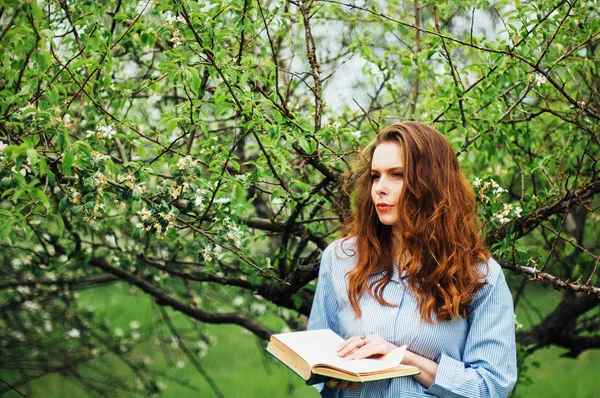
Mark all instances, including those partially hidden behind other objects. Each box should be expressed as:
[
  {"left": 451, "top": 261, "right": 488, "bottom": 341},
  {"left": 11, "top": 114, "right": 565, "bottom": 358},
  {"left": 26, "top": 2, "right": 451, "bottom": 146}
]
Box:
[
  {"left": 4, "top": 283, "right": 317, "bottom": 398},
  {"left": 5, "top": 278, "right": 599, "bottom": 397},
  {"left": 510, "top": 278, "right": 600, "bottom": 398}
]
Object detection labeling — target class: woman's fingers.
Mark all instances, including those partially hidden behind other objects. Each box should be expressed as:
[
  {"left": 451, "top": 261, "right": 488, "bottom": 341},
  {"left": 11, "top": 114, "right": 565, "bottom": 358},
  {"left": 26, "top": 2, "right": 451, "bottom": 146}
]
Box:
[
  {"left": 336, "top": 334, "right": 395, "bottom": 359},
  {"left": 326, "top": 379, "right": 359, "bottom": 391},
  {"left": 337, "top": 335, "right": 369, "bottom": 357},
  {"left": 336, "top": 336, "right": 363, "bottom": 353},
  {"left": 348, "top": 382, "right": 360, "bottom": 391},
  {"left": 350, "top": 341, "right": 388, "bottom": 360}
]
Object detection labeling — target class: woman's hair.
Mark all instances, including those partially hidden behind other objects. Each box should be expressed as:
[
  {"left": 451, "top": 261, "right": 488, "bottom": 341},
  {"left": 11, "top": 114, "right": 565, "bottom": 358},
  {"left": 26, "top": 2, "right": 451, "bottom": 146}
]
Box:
[{"left": 342, "top": 121, "right": 489, "bottom": 323}]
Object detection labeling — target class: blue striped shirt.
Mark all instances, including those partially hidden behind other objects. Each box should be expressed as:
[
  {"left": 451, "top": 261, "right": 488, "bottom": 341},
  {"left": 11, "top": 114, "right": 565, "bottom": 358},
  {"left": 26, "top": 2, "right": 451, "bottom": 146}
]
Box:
[{"left": 307, "top": 238, "right": 517, "bottom": 398}]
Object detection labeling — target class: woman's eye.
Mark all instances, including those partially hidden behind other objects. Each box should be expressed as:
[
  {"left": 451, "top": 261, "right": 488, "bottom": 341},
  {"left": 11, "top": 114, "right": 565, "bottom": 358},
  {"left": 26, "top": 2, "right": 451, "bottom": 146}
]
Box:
[
  {"left": 393, "top": 172, "right": 403, "bottom": 178},
  {"left": 371, "top": 174, "right": 379, "bottom": 180}
]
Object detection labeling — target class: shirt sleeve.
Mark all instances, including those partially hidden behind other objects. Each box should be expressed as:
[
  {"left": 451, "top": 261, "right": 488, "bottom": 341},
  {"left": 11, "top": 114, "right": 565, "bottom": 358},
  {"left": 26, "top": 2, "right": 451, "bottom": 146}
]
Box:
[
  {"left": 307, "top": 243, "right": 340, "bottom": 333},
  {"left": 307, "top": 243, "right": 341, "bottom": 398},
  {"left": 424, "top": 260, "right": 518, "bottom": 398}
]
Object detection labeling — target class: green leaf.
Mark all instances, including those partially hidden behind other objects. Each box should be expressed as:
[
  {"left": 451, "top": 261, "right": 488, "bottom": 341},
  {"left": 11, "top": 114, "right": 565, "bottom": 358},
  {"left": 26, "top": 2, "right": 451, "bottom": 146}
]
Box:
[
  {"left": 299, "top": 138, "right": 315, "bottom": 155},
  {"left": 33, "top": 189, "right": 50, "bottom": 210},
  {"left": 167, "top": 118, "right": 179, "bottom": 135},
  {"left": 58, "top": 196, "right": 68, "bottom": 213},
  {"left": 189, "top": 67, "right": 201, "bottom": 93},
  {"left": 26, "top": 148, "right": 39, "bottom": 166},
  {"left": 52, "top": 213, "right": 65, "bottom": 238},
  {"left": 140, "top": 32, "right": 156, "bottom": 48},
  {"left": 70, "top": 205, "right": 83, "bottom": 215},
  {"left": 0, "top": 220, "right": 13, "bottom": 239},
  {"left": 271, "top": 188, "right": 286, "bottom": 201},
  {"left": 132, "top": 189, "right": 141, "bottom": 201},
  {"left": 62, "top": 150, "right": 74, "bottom": 176},
  {"left": 290, "top": 294, "right": 303, "bottom": 310},
  {"left": 114, "top": 12, "right": 129, "bottom": 21},
  {"left": 38, "top": 157, "right": 47, "bottom": 176},
  {"left": 132, "top": 228, "right": 141, "bottom": 240},
  {"left": 13, "top": 173, "right": 26, "bottom": 186}
]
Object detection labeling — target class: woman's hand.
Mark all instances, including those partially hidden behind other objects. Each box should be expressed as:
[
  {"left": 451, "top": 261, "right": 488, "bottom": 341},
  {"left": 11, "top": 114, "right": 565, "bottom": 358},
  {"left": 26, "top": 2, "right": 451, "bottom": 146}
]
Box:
[
  {"left": 323, "top": 335, "right": 399, "bottom": 390},
  {"left": 325, "top": 379, "right": 360, "bottom": 391},
  {"left": 336, "top": 334, "right": 398, "bottom": 360}
]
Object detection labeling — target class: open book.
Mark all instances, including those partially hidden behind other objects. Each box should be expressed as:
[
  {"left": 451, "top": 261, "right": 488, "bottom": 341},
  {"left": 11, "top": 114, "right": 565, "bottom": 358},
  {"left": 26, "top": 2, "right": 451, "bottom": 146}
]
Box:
[{"left": 266, "top": 329, "right": 420, "bottom": 385}]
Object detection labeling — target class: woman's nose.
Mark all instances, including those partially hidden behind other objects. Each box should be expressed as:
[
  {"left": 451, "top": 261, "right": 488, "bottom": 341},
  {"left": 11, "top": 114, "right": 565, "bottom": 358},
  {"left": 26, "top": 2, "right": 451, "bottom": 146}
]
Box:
[{"left": 375, "top": 178, "right": 388, "bottom": 195}]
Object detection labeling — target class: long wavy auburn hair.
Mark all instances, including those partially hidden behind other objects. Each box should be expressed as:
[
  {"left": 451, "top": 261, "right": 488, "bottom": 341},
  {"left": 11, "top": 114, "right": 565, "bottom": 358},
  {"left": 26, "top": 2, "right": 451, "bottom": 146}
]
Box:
[{"left": 342, "top": 121, "right": 490, "bottom": 323}]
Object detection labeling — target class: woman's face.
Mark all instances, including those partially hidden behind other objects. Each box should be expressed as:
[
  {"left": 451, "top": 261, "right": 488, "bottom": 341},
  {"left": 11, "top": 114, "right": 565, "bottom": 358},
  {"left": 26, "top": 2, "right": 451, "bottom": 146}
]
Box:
[{"left": 370, "top": 142, "right": 404, "bottom": 226}]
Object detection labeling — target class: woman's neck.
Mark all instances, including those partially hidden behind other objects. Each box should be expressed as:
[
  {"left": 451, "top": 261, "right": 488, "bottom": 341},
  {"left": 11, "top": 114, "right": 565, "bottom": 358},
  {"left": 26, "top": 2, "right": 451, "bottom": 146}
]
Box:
[{"left": 392, "top": 226, "right": 405, "bottom": 266}]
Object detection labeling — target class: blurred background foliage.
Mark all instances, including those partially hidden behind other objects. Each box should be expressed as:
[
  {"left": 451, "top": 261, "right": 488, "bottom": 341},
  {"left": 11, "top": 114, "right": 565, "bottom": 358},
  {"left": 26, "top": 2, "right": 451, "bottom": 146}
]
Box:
[{"left": 0, "top": 0, "right": 598, "bottom": 396}]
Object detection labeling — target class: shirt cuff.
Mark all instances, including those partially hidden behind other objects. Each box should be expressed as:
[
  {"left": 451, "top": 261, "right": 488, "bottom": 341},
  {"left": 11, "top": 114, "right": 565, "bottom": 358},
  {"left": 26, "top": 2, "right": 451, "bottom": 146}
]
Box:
[
  {"left": 312, "top": 382, "right": 324, "bottom": 393},
  {"left": 424, "top": 353, "right": 463, "bottom": 396}
]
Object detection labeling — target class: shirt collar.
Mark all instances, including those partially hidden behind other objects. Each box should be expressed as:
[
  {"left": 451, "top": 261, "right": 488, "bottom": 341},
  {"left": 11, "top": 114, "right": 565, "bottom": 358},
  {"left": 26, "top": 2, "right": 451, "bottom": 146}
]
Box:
[{"left": 370, "top": 263, "right": 409, "bottom": 283}]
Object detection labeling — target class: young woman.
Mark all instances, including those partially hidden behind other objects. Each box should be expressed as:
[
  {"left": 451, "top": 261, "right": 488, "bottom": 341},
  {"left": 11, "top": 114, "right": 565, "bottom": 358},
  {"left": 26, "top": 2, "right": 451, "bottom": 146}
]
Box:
[{"left": 307, "top": 122, "right": 517, "bottom": 397}]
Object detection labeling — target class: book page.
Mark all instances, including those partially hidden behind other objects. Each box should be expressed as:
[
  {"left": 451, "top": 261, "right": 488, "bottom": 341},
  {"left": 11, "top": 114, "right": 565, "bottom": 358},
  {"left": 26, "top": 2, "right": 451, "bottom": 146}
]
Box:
[
  {"left": 272, "top": 329, "right": 407, "bottom": 375},
  {"left": 273, "top": 329, "right": 345, "bottom": 368},
  {"left": 321, "top": 345, "right": 406, "bottom": 374}
]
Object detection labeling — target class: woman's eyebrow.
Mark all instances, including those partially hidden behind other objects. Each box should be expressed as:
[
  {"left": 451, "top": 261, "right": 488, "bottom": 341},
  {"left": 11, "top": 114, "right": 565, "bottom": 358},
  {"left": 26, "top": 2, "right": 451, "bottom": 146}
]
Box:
[{"left": 370, "top": 166, "right": 404, "bottom": 172}]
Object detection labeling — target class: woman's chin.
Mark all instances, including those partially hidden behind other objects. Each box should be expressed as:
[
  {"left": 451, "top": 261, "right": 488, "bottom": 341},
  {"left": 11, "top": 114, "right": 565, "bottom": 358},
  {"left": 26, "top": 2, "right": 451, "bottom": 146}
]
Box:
[{"left": 378, "top": 217, "right": 398, "bottom": 226}]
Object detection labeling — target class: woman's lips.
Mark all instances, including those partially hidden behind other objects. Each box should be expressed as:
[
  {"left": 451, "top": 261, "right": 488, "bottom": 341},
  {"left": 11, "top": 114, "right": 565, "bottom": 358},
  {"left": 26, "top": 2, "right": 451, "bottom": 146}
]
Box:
[{"left": 376, "top": 204, "right": 394, "bottom": 211}]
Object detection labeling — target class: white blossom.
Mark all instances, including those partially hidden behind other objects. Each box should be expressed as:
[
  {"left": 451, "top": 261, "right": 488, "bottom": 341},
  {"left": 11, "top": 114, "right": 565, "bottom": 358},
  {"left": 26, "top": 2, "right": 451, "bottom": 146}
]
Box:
[
  {"left": 129, "top": 320, "right": 140, "bottom": 329},
  {"left": 534, "top": 73, "right": 547, "bottom": 86},
  {"left": 176, "top": 155, "right": 196, "bottom": 170},
  {"left": 11, "top": 165, "right": 28, "bottom": 176},
  {"left": 170, "top": 29, "right": 183, "bottom": 47},
  {"left": 97, "top": 125, "right": 116, "bottom": 139},
  {"left": 251, "top": 303, "right": 266, "bottom": 315},
  {"left": 202, "top": 245, "right": 213, "bottom": 262},
  {"left": 115, "top": 327, "right": 124, "bottom": 337},
  {"left": 90, "top": 151, "right": 110, "bottom": 162},
  {"left": 350, "top": 131, "right": 362, "bottom": 139},
  {"left": 164, "top": 14, "right": 185, "bottom": 25},
  {"left": 131, "top": 331, "right": 140, "bottom": 340},
  {"left": 62, "top": 114, "right": 72, "bottom": 128},
  {"left": 514, "top": 206, "right": 523, "bottom": 217},
  {"left": 233, "top": 296, "right": 244, "bottom": 306},
  {"left": 19, "top": 103, "right": 35, "bottom": 113},
  {"left": 137, "top": 207, "right": 152, "bottom": 221},
  {"left": 197, "top": 340, "right": 209, "bottom": 357},
  {"left": 494, "top": 203, "right": 514, "bottom": 224},
  {"left": 176, "top": 360, "right": 185, "bottom": 369},
  {"left": 472, "top": 177, "right": 482, "bottom": 187},
  {"left": 514, "top": 314, "right": 523, "bottom": 329},
  {"left": 23, "top": 301, "right": 40, "bottom": 311},
  {"left": 0, "top": 141, "right": 7, "bottom": 152},
  {"left": 16, "top": 286, "right": 31, "bottom": 295},
  {"left": 197, "top": 341, "right": 209, "bottom": 350},
  {"left": 67, "top": 328, "right": 81, "bottom": 338},
  {"left": 194, "top": 192, "right": 204, "bottom": 207}
]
